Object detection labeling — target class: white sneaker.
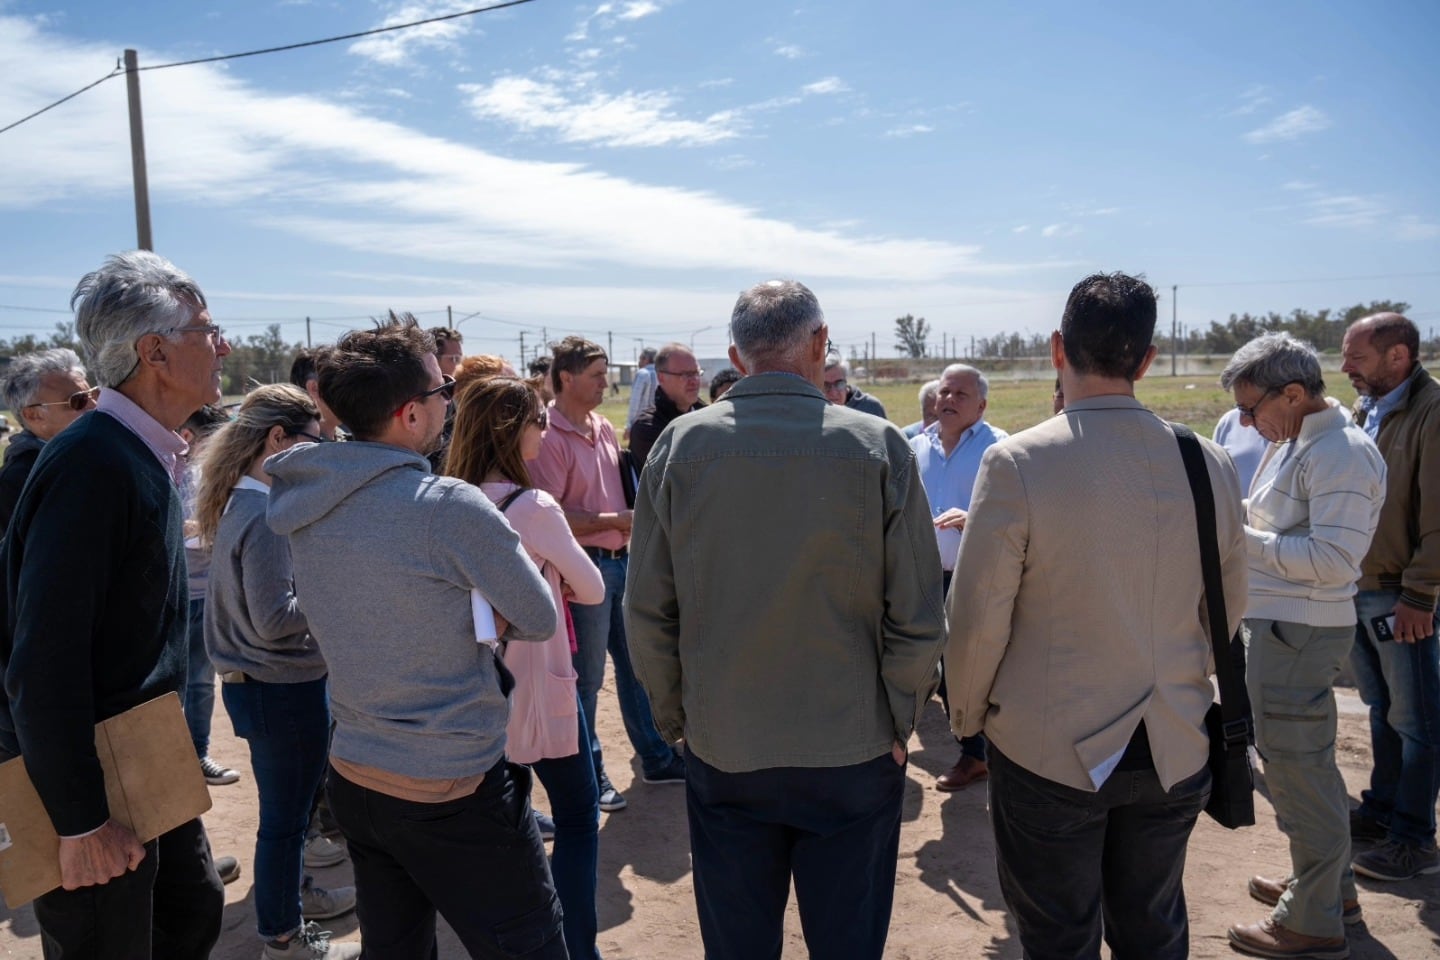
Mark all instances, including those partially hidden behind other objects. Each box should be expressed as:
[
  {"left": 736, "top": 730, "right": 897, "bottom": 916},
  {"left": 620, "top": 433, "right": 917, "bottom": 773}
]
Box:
[
  {"left": 299, "top": 877, "right": 356, "bottom": 920},
  {"left": 302, "top": 834, "right": 347, "bottom": 868},
  {"left": 199, "top": 756, "right": 240, "bottom": 786},
  {"left": 261, "top": 921, "right": 362, "bottom": 959}
]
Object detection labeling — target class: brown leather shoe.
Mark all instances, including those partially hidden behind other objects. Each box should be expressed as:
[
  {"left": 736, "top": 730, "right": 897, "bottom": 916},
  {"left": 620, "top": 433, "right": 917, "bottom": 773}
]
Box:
[
  {"left": 935, "top": 755, "right": 988, "bottom": 792},
  {"left": 1228, "top": 917, "right": 1349, "bottom": 959},
  {"left": 1248, "top": 874, "right": 1362, "bottom": 925}
]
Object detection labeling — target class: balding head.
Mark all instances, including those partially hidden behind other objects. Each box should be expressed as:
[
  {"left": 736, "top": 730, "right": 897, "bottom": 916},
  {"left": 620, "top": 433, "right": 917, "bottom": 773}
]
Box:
[{"left": 1342, "top": 311, "right": 1419, "bottom": 396}]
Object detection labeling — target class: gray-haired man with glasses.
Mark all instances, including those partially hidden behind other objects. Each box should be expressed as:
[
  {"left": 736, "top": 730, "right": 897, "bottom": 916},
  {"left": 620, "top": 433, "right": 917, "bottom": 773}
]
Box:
[
  {"left": 627, "top": 341, "right": 706, "bottom": 466},
  {"left": 0, "top": 347, "right": 97, "bottom": 530},
  {"left": 1, "top": 250, "right": 231, "bottom": 958}
]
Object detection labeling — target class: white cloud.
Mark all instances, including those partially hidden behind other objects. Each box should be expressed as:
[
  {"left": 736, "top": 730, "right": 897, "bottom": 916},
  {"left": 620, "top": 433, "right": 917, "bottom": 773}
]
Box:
[
  {"left": 802, "top": 77, "right": 847, "bottom": 96},
  {"left": 771, "top": 41, "right": 806, "bottom": 59},
  {"left": 1012, "top": 225, "right": 1030, "bottom": 234},
  {"left": 617, "top": 1, "right": 661, "bottom": 20},
  {"left": 462, "top": 75, "right": 742, "bottom": 147},
  {"left": 710, "top": 154, "right": 755, "bottom": 171},
  {"left": 347, "top": 1, "right": 479, "bottom": 66},
  {"left": 1226, "top": 84, "right": 1272, "bottom": 117},
  {"left": 1396, "top": 216, "right": 1440, "bottom": 241},
  {"left": 884, "top": 124, "right": 933, "bottom": 138},
  {"left": 1041, "top": 223, "right": 1080, "bottom": 239},
  {"left": 1244, "top": 105, "right": 1330, "bottom": 144}
]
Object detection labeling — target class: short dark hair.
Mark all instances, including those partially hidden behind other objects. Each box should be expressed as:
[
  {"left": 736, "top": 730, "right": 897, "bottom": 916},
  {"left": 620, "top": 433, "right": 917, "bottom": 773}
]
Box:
[
  {"left": 550, "top": 336, "right": 607, "bottom": 395},
  {"left": 709, "top": 368, "right": 742, "bottom": 401},
  {"left": 182, "top": 403, "right": 230, "bottom": 437},
  {"left": 289, "top": 347, "right": 325, "bottom": 388},
  {"left": 1363, "top": 313, "right": 1420, "bottom": 363},
  {"left": 527, "top": 355, "right": 551, "bottom": 378},
  {"left": 1060, "top": 272, "right": 1157, "bottom": 381},
  {"left": 429, "top": 327, "right": 463, "bottom": 354},
  {"left": 320, "top": 313, "right": 435, "bottom": 440}
]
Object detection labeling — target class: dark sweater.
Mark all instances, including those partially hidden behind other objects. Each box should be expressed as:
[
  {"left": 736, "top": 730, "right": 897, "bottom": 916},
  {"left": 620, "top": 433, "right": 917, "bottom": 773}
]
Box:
[
  {"left": 0, "top": 413, "right": 187, "bottom": 835},
  {"left": 628, "top": 386, "right": 704, "bottom": 466},
  {"left": 0, "top": 430, "right": 45, "bottom": 534}
]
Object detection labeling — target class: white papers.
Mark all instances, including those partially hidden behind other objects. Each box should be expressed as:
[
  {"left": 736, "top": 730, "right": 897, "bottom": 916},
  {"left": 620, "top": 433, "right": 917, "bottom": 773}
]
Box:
[{"left": 471, "top": 589, "right": 499, "bottom": 652}]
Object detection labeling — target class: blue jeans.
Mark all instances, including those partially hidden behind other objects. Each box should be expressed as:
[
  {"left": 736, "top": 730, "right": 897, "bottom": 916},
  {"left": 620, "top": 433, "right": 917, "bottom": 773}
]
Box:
[
  {"left": 569, "top": 554, "right": 675, "bottom": 780},
  {"left": 182, "top": 597, "right": 216, "bottom": 758},
  {"left": 531, "top": 698, "right": 602, "bottom": 960},
  {"left": 1350, "top": 588, "right": 1440, "bottom": 846},
  {"left": 989, "top": 746, "right": 1210, "bottom": 960},
  {"left": 222, "top": 676, "right": 332, "bottom": 939}
]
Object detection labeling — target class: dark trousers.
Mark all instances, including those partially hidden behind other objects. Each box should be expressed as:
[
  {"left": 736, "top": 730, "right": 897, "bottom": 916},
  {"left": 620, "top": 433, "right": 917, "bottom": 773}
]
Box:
[
  {"left": 938, "top": 569, "right": 987, "bottom": 760},
  {"left": 989, "top": 746, "right": 1210, "bottom": 960},
  {"left": 684, "top": 745, "right": 906, "bottom": 960},
  {"left": 325, "top": 759, "right": 566, "bottom": 960},
  {"left": 33, "top": 817, "right": 224, "bottom": 960},
  {"left": 531, "top": 699, "right": 601, "bottom": 960}
]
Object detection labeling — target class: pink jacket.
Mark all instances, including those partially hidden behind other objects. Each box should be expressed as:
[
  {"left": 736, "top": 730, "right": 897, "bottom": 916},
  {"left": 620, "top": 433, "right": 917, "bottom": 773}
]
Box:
[{"left": 481, "top": 482, "right": 605, "bottom": 763}]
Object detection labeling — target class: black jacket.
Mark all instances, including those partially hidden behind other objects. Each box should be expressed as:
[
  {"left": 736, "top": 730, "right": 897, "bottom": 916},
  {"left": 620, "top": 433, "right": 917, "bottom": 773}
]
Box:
[
  {"left": 628, "top": 386, "right": 704, "bottom": 466},
  {"left": 0, "top": 430, "right": 45, "bottom": 534}
]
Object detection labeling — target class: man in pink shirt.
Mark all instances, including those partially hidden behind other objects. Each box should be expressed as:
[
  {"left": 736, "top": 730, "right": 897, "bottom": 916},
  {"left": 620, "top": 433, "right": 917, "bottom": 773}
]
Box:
[{"left": 531, "top": 337, "right": 684, "bottom": 812}]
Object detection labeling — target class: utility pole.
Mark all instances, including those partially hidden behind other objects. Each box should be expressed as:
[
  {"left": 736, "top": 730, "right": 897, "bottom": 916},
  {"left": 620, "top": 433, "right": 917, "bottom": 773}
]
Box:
[
  {"left": 608, "top": 331, "right": 613, "bottom": 364},
  {"left": 123, "top": 50, "right": 153, "bottom": 251},
  {"left": 519, "top": 331, "right": 525, "bottom": 367},
  {"left": 305, "top": 316, "right": 312, "bottom": 347},
  {"left": 871, "top": 332, "right": 877, "bottom": 378},
  {"left": 1171, "top": 284, "right": 1178, "bottom": 377},
  {"left": 447, "top": 305, "right": 453, "bottom": 327}
]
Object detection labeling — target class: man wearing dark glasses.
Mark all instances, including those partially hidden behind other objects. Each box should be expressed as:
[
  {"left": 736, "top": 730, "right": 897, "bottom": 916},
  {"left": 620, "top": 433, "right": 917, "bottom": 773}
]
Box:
[{"left": 0, "top": 347, "right": 97, "bottom": 531}]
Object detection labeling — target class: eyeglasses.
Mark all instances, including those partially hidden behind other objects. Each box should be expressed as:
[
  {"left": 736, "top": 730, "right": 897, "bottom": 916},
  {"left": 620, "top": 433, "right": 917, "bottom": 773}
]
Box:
[
  {"left": 658, "top": 368, "right": 704, "bottom": 381},
  {"left": 393, "top": 374, "right": 455, "bottom": 417},
  {"left": 1235, "top": 385, "right": 1286, "bottom": 421},
  {"left": 162, "top": 323, "right": 226, "bottom": 344},
  {"left": 25, "top": 386, "right": 100, "bottom": 412},
  {"left": 824, "top": 379, "right": 848, "bottom": 392},
  {"left": 290, "top": 430, "right": 331, "bottom": 444}
]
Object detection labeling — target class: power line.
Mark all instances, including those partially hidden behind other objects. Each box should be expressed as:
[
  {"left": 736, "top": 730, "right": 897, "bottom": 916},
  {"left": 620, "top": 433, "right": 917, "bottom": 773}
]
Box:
[{"left": 0, "top": 0, "right": 536, "bottom": 136}]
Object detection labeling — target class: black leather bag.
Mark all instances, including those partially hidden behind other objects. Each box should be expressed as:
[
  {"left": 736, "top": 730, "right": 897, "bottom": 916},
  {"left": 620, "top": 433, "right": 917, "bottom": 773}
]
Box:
[{"left": 1174, "top": 425, "right": 1256, "bottom": 829}]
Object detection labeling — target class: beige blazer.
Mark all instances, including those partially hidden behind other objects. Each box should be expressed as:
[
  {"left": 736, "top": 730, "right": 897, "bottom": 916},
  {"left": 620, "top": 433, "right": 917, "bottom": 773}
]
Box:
[{"left": 946, "top": 395, "right": 1247, "bottom": 792}]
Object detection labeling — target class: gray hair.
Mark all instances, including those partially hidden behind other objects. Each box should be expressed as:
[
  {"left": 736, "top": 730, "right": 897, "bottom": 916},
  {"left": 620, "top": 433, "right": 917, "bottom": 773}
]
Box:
[
  {"left": 941, "top": 363, "right": 989, "bottom": 399},
  {"left": 824, "top": 355, "right": 849, "bottom": 377},
  {"left": 639, "top": 346, "right": 658, "bottom": 363},
  {"left": 70, "top": 251, "right": 207, "bottom": 388},
  {"left": 1220, "top": 332, "right": 1325, "bottom": 397},
  {"left": 1, "top": 348, "right": 86, "bottom": 413},
  {"left": 918, "top": 379, "right": 940, "bottom": 406},
  {"left": 729, "top": 280, "right": 823, "bottom": 368}
]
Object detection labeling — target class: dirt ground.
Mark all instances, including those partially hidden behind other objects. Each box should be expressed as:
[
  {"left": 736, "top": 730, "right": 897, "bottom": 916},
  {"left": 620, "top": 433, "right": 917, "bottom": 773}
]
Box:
[{"left": 2, "top": 682, "right": 1437, "bottom": 959}]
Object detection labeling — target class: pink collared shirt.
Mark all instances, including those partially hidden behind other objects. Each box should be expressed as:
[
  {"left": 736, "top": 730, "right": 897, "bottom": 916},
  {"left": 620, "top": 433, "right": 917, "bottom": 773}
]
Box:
[
  {"left": 530, "top": 404, "right": 628, "bottom": 551},
  {"left": 96, "top": 389, "right": 189, "bottom": 488}
]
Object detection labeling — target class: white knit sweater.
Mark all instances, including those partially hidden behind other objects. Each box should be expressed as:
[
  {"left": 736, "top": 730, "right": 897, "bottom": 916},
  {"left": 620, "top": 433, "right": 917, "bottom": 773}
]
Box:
[{"left": 1244, "top": 399, "right": 1387, "bottom": 627}]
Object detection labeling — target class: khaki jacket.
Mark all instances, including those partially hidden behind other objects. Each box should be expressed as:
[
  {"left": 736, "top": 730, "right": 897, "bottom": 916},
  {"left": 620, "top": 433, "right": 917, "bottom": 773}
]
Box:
[
  {"left": 1354, "top": 363, "right": 1440, "bottom": 612},
  {"left": 946, "top": 396, "right": 1247, "bottom": 792},
  {"left": 625, "top": 373, "right": 946, "bottom": 773}
]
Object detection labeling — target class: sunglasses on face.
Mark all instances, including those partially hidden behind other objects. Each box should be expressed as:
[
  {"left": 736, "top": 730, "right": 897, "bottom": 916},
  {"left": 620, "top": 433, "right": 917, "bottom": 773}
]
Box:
[
  {"left": 290, "top": 430, "right": 331, "bottom": 444},
  {"left": 393, "top": 375, "right": 456, "bottom": 417},
  {"left": 25, "top": 386, "right": 100, "bottom": 412}
]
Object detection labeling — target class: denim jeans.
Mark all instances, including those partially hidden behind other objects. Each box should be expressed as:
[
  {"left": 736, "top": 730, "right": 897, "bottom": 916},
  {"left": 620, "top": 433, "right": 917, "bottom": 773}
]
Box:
[
  {"left": 531, "top": 698, "right": 601, "bottom": 960},
  {"left": 988, "top": 745, "right": 1210, "bottom": 960},
  {"left": 569, "top": 554, "right": 674, "bottom": 780},
  {"left": 683, "top": 745, "right": 906, "bottom": 960},
  {"left": 182, "top": 597, "right": 215, "bottom": 758},
  {"left": 221, "top": 676, "right": 332, "bottom": 939},
  {"left": 1350, "top": 588, "right": 1440, "bottom": 846},
  {"left": 1244, "top": 619, "right": 1357, "bottom": 938},
  {"left": 33, "top": 817, "right": 224, "bottom": 959},
  {"left": 326, "top": 758, "right": 566, "bottom": 960}
]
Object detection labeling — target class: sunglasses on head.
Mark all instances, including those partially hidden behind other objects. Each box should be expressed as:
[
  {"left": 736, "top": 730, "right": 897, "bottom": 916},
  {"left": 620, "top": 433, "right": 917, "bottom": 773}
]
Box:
[{"left": 25, "top": 386, "right": 100, "bottom": 412}]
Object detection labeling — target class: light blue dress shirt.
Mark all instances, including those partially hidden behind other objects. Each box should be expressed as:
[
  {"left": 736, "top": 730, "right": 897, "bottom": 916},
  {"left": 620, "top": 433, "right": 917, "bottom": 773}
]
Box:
[
  {"left": 1359, "top": 379, "right": 1410, "bottom": 443},
  {"left": 911, "top": 419, "right": 1009, "bottom": 571}
]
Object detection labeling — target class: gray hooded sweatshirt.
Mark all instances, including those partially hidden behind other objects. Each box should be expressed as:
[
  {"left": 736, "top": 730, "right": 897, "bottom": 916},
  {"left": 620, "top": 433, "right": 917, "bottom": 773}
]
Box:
[{"left": 266, "top": 441, "right": 555, "bottom": 781}]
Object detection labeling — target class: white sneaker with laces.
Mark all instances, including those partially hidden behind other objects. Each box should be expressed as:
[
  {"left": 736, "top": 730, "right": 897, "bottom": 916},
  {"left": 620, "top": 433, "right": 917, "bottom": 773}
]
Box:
[
  {"left": 199, "top": 756, "right": 240, "bottom": 786},
  {"left": 260, "top": 921, "right": 362, "bottom": 959}
]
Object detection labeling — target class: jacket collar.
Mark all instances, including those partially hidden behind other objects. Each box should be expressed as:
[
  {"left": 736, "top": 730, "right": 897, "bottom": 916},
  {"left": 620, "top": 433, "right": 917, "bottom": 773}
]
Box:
[{"left": 720, "top": 371, "right": 826, "bottom": 404}]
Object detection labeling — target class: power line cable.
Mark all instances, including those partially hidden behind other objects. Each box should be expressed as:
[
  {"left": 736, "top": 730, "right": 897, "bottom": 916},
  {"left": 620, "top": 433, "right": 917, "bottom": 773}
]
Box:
[{"left": 0, "top": 0, "right": 536, "bottom": 136}]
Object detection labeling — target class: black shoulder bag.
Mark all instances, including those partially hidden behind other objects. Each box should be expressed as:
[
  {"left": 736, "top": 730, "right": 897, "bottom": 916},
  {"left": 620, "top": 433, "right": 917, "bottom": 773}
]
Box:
[{"left": 1173, "top": 424, "right": 1256, "bottom": 829}]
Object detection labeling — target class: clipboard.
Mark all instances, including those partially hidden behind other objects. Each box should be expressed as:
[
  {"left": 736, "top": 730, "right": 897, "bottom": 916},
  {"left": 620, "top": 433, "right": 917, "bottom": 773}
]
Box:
[{"left": 0, "top": 692, "right": 212, "bottom": 908}]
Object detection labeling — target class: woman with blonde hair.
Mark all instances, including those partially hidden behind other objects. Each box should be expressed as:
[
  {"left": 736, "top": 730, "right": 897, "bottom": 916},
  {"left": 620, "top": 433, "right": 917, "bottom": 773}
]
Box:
[
  {"left": 198, "top": 384, "right": 361, "bottom": 960},
  {"left": 446, "top": 376, "right": 605, "bottom": 960}
]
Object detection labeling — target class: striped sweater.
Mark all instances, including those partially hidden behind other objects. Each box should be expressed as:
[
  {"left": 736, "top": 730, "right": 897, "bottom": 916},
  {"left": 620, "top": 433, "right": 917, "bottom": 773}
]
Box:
[{"left": 1244, "top": 399, "right": 1387, "bottom": 627}]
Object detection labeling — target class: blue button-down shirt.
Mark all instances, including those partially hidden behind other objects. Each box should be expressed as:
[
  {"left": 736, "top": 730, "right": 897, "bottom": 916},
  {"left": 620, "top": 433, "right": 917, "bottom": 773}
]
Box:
[
  {"left": 1359, "top": 378, "right": 1411, "bottom": 443},
  {"left": 911, "top": 419, "right": 1008, "bottom": 571}
]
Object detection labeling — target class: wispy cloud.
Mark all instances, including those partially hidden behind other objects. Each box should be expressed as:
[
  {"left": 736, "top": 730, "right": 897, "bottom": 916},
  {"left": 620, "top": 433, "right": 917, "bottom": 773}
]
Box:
[
  {"left": 802, "top": 77, "right": 847, "bottom": 96},
  {"left": 1282, "top": 180, "right": 1318, "bottom": 191},
  {"left": 1282, "top": 184, "right": 1439, "bottom": 240},
  {"left": 1244, "top": 105, "right": 1330, "bottom": 144},
  {"left": 1012, "top": 225, "right": 1031, "bottom": 234},
  {"left": 616, "top": 1, "right": 661, "bottom": 21},
  {"left": 1226, "top": 84, "right": 1272, "bottom": 117},
  {"left": 348, "top": 1, "right": 480, "bottom": 66},
  {"left": 568, "top": 1, "right": 663, "bottom": 41},
  {"left": 884, "top": 123, "right": 933, "bottom": 138},
  {"left": 770, "top": 40, "right": 807, "bottom": 59},
  {"left": 709, "top": 154, "right": 755, "bottom": 171},
  {"left": 1041, "top": 223, "right": 1080, "bottom": 239}
]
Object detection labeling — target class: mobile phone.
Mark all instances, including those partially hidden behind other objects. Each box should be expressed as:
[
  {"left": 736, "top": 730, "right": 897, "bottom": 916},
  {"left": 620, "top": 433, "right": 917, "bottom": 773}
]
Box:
[{"left": 1371, "top": 614, "right": 1396, "bottom": 642}]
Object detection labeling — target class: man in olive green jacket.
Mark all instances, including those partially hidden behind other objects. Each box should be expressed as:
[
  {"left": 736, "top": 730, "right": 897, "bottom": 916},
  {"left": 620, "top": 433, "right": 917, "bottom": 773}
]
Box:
[{"left": 624, "top": 279, "right": 945, "bottom": 960}]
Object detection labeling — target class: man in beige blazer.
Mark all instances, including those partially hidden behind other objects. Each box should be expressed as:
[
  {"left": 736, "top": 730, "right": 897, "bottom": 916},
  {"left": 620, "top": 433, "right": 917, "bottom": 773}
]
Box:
[{"left": 946, "top": 272, "right": 1247, "bottom": 960}]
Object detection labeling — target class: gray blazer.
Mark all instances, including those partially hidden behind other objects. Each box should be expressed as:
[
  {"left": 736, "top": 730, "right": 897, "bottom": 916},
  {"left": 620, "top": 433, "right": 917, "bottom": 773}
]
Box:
[{"left": 946, "top": 395, "right": 1247, "bottom": 792}]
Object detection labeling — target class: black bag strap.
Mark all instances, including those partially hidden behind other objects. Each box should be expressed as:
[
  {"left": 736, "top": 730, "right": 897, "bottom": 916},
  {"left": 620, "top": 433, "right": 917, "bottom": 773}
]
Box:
[
  {"left": 1172, "top": 424, "right": 1250, "bottom": 748},
  {"left": 496, "top": 487, "right": 527, "bottom": 513}
]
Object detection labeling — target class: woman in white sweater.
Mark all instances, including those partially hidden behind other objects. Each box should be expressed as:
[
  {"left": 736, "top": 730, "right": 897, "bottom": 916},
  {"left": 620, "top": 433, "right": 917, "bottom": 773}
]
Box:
[{"left": 1219, "top": 333, "right": 1386, "bottom": 960}]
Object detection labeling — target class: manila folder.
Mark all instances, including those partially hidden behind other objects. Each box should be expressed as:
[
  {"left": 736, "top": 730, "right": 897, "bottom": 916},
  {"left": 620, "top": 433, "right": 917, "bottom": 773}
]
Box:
[{"left": 0, "top": 692, "right": 212, "bottom": 909}]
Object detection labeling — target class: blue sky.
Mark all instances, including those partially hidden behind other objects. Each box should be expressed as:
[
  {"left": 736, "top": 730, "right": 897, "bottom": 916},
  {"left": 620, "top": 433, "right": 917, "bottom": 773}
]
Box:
[{"left": 1, "top": 0, "right": 1437, "bottom": 365}]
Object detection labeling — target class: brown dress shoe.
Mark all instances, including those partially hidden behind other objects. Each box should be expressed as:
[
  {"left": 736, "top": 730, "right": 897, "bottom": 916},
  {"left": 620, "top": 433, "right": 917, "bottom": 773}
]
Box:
[
  {"left": 1228, "top": 917, "right": 1349, "bottom": 959},
  {"left": 935, "top": 755, "right": 989, "bottom": 792},
  {"left": 1248, "top": 874, "right": 1362, "bottom": 925}
]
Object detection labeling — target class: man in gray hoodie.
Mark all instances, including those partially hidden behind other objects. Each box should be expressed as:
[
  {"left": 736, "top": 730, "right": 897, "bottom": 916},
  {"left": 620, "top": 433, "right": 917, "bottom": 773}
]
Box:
[{"left": 266, "top": 316, "right": 565, "bottom": 959}]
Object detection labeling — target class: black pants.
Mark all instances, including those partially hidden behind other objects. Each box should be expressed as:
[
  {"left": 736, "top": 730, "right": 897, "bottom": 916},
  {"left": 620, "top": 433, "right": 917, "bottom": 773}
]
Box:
[
  {"left": 684, "top": 745, "right": 905, "bottom": 960},
  {"left": 938, "top": 569, "right": 987, "bottom": 759},
  {"left": 33, "top": 817, "right": 224, "bottom": 960},
  {"left": 325, "top": 759, "right": 566, "bottom": 960},
  {"left": 989, "top": 746, "right": 1210, "bottom": 960}
]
